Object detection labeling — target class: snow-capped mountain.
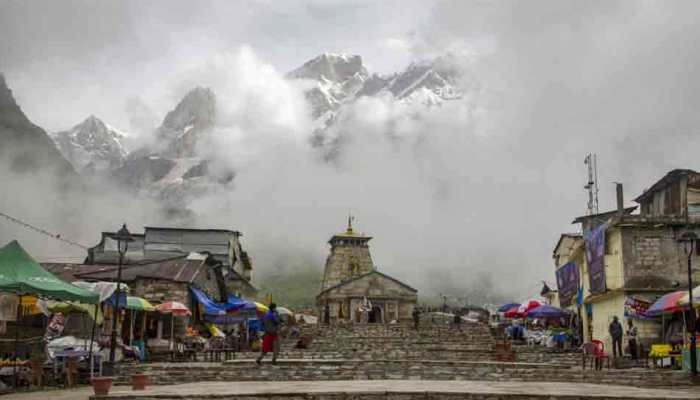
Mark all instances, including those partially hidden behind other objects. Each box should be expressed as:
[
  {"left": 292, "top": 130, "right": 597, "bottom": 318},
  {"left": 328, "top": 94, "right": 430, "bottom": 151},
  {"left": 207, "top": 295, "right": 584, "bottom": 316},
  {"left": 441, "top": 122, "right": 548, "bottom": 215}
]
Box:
[
  {"left": 287, "top": 53, "right": 369, "bottom": 122},
  {"left": 287, "top": 53, "right": 464, "bottom": 155},
  {"left": 288, "top": 53, "right": 462, "bottom": 120},
  {"left": 52, "top": 115, "right": 129, "bottom": 172}
]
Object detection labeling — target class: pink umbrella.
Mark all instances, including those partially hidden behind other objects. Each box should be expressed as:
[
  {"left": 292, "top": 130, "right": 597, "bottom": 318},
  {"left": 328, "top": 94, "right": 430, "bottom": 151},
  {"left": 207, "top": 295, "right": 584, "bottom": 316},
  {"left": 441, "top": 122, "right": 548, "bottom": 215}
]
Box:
[
  {"left": 156, "top": 302, "right": 191, "bottom": 349},
  {"left": 156, "top": 302, "right": 191, "bottom": 316}
]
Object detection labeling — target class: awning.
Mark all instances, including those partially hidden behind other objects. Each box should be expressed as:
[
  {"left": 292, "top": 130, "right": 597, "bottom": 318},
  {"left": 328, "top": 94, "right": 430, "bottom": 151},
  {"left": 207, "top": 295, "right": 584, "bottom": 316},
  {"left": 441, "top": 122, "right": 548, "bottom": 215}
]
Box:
[
  {"left": 41, "top": 300, "right": 104, "bottom": 325},
  {"left": 0, "top": 241, "right": 98, "bottom": 303}
]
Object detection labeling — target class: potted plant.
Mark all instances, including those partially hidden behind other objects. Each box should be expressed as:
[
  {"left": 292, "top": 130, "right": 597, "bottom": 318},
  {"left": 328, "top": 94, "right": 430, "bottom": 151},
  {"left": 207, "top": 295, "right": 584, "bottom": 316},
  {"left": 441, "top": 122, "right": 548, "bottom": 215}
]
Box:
[
  {"left": 91, "top": 376, "right": 113, "bottom": 396},
  {"left": 131, "top": 373, "right": 149, "bottom": 390}
]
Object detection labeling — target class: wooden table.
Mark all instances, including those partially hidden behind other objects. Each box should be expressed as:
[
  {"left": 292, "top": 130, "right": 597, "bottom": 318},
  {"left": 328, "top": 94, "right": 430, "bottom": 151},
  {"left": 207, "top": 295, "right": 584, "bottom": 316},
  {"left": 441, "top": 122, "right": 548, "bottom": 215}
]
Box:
[{"left": 203, "top": 348, "right": 235, "bottom": 362}]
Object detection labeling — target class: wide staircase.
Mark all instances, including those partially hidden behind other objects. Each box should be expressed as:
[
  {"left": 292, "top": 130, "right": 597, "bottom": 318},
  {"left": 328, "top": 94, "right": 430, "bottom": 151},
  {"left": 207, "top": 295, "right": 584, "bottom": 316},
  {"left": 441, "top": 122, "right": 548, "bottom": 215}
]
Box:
[{"left": 114, "top": 321, "right": 695, "bottom": 391}]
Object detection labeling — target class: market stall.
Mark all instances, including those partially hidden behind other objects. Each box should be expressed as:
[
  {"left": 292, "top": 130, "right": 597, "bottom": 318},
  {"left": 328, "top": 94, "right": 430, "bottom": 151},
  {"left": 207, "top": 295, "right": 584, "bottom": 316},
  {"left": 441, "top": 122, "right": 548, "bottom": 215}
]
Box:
[{"left": 0, "top": 241, "right": 98, "bottom": 388}]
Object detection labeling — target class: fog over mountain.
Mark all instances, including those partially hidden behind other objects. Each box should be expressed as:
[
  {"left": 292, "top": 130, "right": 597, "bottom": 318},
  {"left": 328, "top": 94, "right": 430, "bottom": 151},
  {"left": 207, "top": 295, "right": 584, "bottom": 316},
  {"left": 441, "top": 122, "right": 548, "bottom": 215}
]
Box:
[{"left": 2, "top": 1, "right": 700, "bottom": 304}]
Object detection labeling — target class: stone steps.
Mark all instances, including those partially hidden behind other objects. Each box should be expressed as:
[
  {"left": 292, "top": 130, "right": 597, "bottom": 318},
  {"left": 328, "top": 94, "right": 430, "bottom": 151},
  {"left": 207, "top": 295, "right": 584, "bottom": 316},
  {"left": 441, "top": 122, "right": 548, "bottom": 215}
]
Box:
[
  {"left": 233, "top": 349, "right": 582, "bottom": 365},
  {"left": 114, "top": 359, "right": 693, "bottom": 388}
]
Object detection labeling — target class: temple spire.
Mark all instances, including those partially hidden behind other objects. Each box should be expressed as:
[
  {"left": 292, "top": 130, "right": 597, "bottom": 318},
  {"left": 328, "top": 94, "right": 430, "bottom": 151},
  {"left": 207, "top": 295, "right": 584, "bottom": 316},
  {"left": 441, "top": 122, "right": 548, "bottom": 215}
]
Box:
[{"left": 347, "top": 213, "right": 355, "bottom": 234}]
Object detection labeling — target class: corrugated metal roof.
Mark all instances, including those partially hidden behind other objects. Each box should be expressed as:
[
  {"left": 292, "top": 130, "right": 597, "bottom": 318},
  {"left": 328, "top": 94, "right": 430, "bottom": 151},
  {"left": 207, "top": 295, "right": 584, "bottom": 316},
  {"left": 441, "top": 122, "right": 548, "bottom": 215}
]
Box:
[{"left": 68, "top": 255, "right": 207, "bottom": 283}]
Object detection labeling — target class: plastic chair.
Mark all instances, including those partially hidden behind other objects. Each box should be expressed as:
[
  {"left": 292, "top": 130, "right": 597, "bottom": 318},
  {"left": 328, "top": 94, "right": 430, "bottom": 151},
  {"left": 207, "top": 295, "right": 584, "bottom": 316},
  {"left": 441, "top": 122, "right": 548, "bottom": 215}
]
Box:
[
  {"left": 582, "top": 341, "right": 610, "bottom": 370},
  {"left": 591, "top": 340, "right": 611, "bottom": 369}
]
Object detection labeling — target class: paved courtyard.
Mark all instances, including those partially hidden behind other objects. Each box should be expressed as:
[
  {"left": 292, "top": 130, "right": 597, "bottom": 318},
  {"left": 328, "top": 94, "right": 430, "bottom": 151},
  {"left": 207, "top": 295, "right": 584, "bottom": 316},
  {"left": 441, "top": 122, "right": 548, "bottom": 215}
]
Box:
[{"left": 4, "top": 380, "right": 700, "bottom": 400}]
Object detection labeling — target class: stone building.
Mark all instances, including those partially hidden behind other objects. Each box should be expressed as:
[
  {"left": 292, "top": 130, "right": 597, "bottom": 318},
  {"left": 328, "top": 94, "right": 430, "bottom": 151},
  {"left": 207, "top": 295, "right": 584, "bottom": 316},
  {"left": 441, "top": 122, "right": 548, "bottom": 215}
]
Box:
[
  {"left": 316, "top": 219, "right": 417, "bottom": 323},
  {"left": 85, "top": 226, "right": 257, "bottom": 299},
  {"left": 555, "top": 170, "right": 700, "bottom": 351}
]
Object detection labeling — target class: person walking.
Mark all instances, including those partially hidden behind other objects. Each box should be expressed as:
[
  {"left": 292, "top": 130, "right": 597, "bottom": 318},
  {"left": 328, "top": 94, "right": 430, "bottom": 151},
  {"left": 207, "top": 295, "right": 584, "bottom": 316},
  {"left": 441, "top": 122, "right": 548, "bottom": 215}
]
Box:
[
  {"left": 609, "top": 316, "right": 623, "bottom": 357},
  {"left": 412, "top": 307, "right": 420, "bottom": 330},
  {"left": 627, "top": 319, "right": 638, "bottom": 360},
  {"left": 256, "top": 303, "right": 281, "bottom": 365}
]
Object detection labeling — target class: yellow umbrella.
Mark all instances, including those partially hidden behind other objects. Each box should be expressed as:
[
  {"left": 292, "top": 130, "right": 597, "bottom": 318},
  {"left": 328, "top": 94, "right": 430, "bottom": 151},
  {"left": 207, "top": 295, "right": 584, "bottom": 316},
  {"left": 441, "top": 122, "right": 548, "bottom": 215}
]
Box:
[{"left": 255, "top": 302, "right": 269, "bottom": 312}]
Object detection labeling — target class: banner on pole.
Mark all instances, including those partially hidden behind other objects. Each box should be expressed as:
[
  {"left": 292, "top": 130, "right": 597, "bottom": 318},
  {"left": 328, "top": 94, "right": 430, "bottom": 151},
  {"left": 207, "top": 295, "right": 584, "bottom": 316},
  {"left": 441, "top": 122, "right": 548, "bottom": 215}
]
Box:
[
  {"left": 585, "top": 223, "right": 607, "bottom": 294},
  {"left": 556, "top": 262, "right": 578, "bottom": 308}
]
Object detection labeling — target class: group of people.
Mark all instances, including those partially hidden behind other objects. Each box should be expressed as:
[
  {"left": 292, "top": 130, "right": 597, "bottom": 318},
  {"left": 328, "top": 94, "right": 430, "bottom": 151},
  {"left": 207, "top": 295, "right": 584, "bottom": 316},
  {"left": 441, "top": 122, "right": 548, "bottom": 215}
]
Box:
[{"left": 608, "top": 316, "right": 638, "bottom": 359}]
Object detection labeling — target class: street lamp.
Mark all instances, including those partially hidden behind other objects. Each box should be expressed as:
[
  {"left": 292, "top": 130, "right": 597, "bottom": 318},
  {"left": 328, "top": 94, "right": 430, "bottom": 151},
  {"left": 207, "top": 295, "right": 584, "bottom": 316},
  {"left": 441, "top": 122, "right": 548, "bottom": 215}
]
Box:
[
  {"left": 107, "top": 224, "right": 133, "bottom": 374},
  {"left": 678, "top": 230, "right": 697, "bottom": 375}
]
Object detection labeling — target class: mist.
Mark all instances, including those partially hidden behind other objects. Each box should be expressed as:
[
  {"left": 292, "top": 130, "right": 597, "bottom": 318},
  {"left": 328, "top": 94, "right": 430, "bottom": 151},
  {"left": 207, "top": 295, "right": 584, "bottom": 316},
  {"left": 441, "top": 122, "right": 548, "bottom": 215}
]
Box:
[{"left": 2, "top": 1, "right": 700, "bottom": 305}]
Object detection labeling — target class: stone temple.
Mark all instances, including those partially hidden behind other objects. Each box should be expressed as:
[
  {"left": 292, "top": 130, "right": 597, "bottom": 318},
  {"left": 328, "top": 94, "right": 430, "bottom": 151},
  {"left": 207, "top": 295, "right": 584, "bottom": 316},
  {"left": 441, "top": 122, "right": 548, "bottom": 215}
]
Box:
[{"left": 316, "top": 218, "right": 417, "bottom": 323}]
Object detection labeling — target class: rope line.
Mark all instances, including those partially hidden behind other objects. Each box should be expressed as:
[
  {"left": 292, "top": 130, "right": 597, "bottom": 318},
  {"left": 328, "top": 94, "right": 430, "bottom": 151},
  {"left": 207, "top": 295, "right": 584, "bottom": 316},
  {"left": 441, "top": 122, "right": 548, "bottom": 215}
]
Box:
[{"left": 0, "top": 211, "right": 89, "bottom": 250}]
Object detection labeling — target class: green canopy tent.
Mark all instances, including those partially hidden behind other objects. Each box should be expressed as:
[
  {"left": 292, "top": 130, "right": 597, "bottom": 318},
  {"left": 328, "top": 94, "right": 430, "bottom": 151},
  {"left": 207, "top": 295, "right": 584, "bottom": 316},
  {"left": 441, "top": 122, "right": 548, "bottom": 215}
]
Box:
[
  {"left": 0, "top": 240, "right": 98, "bottom": 386},
  {"left": 0, "top": 241, "right": 97, "bottom": 302}
]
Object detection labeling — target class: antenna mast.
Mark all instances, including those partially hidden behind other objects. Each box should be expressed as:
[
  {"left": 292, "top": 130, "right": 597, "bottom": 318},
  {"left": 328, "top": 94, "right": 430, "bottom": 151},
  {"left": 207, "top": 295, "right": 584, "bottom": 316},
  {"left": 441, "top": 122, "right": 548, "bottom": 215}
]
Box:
[{"left": 584, "top": 153, "right": 600, "bottom": 215}]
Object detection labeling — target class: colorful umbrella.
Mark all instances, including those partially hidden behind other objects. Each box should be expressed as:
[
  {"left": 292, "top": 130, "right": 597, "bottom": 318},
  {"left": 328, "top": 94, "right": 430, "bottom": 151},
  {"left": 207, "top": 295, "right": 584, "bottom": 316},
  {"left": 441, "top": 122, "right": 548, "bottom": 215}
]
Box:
[
  {"left": 677, "top": 285, "right": 700, "bottom": 307},
  {"left": 125, "top": 296, "right": 155, "bottom": 312},
  {"left": 155, "top": 301, "right": 190, "bottom": 350},
  {"left": 503, "top": 306, "right": 521, "bottom": 318},
  {"left": 517, "top": 300, "right": 541, "bottom": 315},
  {"left": 525, "top": 305, "right": 570, "bottom": 318},
  {"left": 498, "top": 303, "right": 520, "bottom": 313},
  {"left": 647, "top": 291, "right": 686, "bottom": 316},
  {"left": 156, "top": 301, "right": 191, "bottom": 316}
]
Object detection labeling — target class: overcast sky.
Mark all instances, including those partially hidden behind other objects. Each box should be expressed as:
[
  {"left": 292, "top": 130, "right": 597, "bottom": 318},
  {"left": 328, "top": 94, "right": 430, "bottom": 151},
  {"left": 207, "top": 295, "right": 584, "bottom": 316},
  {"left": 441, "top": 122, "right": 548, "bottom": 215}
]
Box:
[{"left": 2, "top": 1, "right": 700, "bottom": 302}]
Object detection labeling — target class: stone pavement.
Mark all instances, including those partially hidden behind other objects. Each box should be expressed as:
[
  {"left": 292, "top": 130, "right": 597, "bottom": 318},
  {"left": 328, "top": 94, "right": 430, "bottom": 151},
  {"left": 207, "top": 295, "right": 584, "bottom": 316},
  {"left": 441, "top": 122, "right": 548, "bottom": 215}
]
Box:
[
  {"left": 5, "top": 380, "right": 697, "bottom": 400},
  {"left": 99, "top": 380, "right": 700, "bottom": 399}
]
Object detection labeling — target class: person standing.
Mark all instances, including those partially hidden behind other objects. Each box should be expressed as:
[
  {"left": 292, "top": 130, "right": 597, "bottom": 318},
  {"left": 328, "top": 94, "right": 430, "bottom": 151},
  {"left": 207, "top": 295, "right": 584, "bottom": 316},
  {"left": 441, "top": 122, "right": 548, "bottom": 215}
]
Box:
[
  {"left": 256, "top": 303, "right": 281, "bottom": 365},
  {"left": 323, "top": 303, "right": 330, "bottom": 325},
  {"left": 609, "top": 316, "right": 623, "bottom": 357},
  {"left": 412, "top": 307, "right": 420, "bottom": 330},
  {"left": 627, "top": 319, "right": 638, "bottom": 360}
]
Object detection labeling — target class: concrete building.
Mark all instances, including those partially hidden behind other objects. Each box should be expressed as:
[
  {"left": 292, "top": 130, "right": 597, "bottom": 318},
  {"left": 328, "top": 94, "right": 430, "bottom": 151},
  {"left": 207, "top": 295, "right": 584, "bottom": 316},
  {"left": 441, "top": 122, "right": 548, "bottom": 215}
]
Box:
[
  {"left": 316, "top": 219, "right": 417, "bottom": 323},
  {"left": 557, "top": 170, "right": 700, "bottom": 352}
]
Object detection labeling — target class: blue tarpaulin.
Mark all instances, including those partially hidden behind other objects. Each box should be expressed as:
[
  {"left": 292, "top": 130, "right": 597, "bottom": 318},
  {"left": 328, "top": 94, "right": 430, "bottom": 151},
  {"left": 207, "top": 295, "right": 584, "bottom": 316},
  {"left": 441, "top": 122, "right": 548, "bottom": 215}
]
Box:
[{"left": 189, "top": 287, "right": 257, "bottom": 324}]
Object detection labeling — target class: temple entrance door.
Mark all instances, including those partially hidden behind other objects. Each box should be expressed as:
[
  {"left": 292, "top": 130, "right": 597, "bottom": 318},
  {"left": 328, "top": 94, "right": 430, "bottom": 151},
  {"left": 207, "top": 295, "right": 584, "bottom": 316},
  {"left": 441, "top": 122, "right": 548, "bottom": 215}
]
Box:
[{"left": 368, "top": 305, "right": 383, "bottom": 323}]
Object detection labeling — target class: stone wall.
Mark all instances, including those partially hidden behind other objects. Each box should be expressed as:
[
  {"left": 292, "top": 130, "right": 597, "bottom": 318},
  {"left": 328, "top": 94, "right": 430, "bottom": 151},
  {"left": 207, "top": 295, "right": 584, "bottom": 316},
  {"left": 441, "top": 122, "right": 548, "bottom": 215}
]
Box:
[
  {"left": 130, "top": 280, "right": 189, "bottom": 304},
  {"left": 620, "top": 225, "right": 700, "bottom": 289}
]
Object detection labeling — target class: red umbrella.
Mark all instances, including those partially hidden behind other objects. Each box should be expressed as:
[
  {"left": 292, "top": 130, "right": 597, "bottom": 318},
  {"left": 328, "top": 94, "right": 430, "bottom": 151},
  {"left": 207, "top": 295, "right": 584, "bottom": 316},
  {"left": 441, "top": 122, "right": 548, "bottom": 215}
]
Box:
[
  {"left": 156, "top": 301, "right": 191, "bottom": 316},
  {"left": 156, "top": 302, "right": 191, "bottom": 349},
  {"left": 503, "top": 306, "right": 521, "bottom": 318},
  {"left": 517, "top": 300, "right": 541, "bottom": 314}
]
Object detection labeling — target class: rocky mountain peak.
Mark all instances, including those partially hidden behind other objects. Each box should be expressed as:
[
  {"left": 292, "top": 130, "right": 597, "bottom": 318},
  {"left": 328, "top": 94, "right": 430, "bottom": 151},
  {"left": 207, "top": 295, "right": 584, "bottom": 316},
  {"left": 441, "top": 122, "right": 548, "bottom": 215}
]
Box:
[
  {"left": 52, "top": 115, "right": 128, "bottom": 172},
  {"left": 287, "top": 53, "right": 368, "bottom": 83},
  {"left": 155, "top": 86, "right": 216, "bottom": 158},
  {"left": 0, "top": 73, "right": 75, "bottom": 176},
  {"left": 161, "top": 86, "right": 216, "bottom": 134}
]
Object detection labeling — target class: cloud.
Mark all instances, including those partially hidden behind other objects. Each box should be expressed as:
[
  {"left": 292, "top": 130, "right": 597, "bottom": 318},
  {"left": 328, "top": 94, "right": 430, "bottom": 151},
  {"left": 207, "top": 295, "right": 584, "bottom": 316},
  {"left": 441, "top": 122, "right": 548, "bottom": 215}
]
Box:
[{"left": 3, "top": 1, "right": 700, "bottom": 305}]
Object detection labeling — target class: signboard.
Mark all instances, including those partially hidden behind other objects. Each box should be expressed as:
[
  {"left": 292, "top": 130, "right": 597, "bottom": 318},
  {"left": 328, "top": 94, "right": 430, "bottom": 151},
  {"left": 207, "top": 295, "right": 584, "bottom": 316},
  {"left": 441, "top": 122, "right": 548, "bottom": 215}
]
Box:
[
  {"left": 624, "top": 296, "right": 653, "bottom": 320},
  {"left": 555, "top": 262, "right": 578, "bottom": 308},
  {"left": 585, "top": 223, "right": 607, "bottom": 294}
]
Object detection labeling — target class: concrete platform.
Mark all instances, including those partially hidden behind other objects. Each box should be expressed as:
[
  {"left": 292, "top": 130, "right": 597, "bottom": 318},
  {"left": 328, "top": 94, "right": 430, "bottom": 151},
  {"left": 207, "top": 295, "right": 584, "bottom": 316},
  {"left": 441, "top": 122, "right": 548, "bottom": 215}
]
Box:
[{"left": 93, "top": 380, "right": 700, "bottom": 399}]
